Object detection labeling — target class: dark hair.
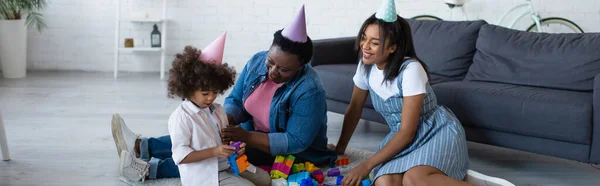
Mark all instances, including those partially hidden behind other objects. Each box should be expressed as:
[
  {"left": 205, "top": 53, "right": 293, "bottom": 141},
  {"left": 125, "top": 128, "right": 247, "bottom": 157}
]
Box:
[
  {"left": 356, "top": 14, "right": 429, "bottom": 84},
  {"left": 168, "top": 46, "right": 236, "bottom": 100},
  {"left": 271, "top": 29, "right": 313, "bottom": 65}
]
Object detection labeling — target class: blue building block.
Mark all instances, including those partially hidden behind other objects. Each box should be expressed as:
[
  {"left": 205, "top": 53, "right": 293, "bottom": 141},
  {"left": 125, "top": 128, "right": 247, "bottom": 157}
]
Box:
[
  {"left": 227, "top": 154, "right": 241, "bottom": 175},
  {"left": 361, "top": 179, "right": 371, "bottom": 186},
  {"left": 336, "top": 176, "right": 344, "bottom": 185},
  {"left": 288, "top": 172, "right": 311, "bottom": 185},
  {"left": 300, "top": 178, "right": 314, "bottom": 186}
]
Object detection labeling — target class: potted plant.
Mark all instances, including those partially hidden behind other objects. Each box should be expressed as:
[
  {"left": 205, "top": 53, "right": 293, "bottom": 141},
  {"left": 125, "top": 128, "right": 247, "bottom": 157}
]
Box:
[{"left": 0, "top": 0, "right": 47, "bottom": 78}]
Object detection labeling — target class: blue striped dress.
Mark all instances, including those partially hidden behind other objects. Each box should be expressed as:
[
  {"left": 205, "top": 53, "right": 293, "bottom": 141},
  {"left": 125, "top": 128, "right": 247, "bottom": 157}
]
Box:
[{"left": 367, "top": 61, "right": 469, "bottom": 181}]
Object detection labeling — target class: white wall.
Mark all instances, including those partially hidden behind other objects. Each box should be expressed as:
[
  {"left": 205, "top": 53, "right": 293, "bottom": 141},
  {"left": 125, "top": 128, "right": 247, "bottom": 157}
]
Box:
[{"left": 23, "top": 0, "right": 600, "bottom": 73}]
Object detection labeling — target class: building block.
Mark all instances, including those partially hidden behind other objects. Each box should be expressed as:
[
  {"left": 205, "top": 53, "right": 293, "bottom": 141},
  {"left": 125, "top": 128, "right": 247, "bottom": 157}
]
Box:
[
  {"left": 230, "top": 141, "right": 242, "bottom": 153},
  {"left": 300, "top": 178, "right": 314, "bottom": 186},
  {"left": 271, "top": 170, "right": 289, "bottom": 179},
  {"left": 272, "top": 178, "right": 287, "bottom": 186},
  {"left": 292, "top": 163, "right": 305, "bottom": 173},
  {"left": 228, "top": 154, "right": 250, "bottom": 176},
  {"left": 304, "top": 162, "right": 320, "bottom": 174},
  {"left": 336, "top": 176, "right": 344, "bottom": 186},
  {"left": 327, "top": 168, "right": 340, "bottom": 177},
  {"left": 288, "top": 172, "right": 311, "bottom": 184},
  {"left": 335, "top": 157, "right": 349, "bottom": 166},
  {"left": 289, "top": 182, "right": 300, "bottom": 186},
  {"left": 311, "top": 170, "right": 324, "bottom": 183},
  {"left": 271, "top": 155, "right": 295, "bottom": 179},
  {"left": 284, "top": 155, "right": 295, "bottom": 167},
  {"left": 361, "top": 179, "right": 371, "bottom": 186}
]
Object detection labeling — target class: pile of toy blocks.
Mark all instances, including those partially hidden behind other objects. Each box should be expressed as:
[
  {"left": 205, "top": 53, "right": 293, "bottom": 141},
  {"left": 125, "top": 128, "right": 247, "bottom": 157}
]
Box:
[{"left": 268, "top": 155, "right": 372, "bottom": 186}]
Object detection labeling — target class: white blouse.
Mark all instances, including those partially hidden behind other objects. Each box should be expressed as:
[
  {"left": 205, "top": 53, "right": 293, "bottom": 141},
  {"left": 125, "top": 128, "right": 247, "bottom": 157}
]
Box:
[{"left": 353, "top": 60, "right": 428, "bottom": 100}]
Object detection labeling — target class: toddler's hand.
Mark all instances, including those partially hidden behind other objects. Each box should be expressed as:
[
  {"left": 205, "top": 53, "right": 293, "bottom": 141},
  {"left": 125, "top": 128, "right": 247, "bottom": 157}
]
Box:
[
  {"left": 237, "top": 142, "right": 246, "bottom": 155},
  {"left": 212, "top": 145, "right": 235, "bottom": 158}
]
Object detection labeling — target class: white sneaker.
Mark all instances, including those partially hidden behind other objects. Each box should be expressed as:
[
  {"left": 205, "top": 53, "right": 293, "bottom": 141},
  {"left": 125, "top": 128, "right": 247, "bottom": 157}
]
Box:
[
  {"left": 120, "top": 150, "right": 150, "bottom": 182},
  {"left": 465, "top": 170, "right": 515, "bottom": 186},
  {"left": 112, "top": 113, "right": 140, "bottom": 158}
]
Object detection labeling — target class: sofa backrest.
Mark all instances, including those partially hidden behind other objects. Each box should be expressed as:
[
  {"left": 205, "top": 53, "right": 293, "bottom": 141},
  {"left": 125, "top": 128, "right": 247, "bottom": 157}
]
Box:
[
  {"left": 466, "top": 24, "right": 600, "bottom": 91},
  {"left": 407, "top": 19, "right": 487, "bottom": 79},
  {"left": 311, "top": 37, "right": 358, "bottom": 67}
]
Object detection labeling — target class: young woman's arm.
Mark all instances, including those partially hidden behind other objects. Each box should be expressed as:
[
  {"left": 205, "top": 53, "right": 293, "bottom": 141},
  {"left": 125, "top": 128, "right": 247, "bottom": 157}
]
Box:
[
  {"left": 334, "top": 85, "right": 370, "bottom": 155},
  {"left": 363, "top": 94, "right": 424, "bottom": 168}
]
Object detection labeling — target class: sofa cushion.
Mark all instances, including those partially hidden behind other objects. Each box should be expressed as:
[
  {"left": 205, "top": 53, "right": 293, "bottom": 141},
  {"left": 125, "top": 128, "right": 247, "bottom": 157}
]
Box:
[
  {"left": 466, "top": 24, "right": 600, "bottom": 91},
  {"left": 406, "top": 19, "right": 487, "bottom": 79},
  {"left": 433, "top": 81, "right": 593, "bottom": 144}
]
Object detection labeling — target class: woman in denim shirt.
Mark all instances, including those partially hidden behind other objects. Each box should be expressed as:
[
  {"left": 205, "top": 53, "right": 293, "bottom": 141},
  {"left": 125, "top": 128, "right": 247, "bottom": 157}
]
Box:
[{"left": 111, "top": 6, "right": 337, "bottom": 181}]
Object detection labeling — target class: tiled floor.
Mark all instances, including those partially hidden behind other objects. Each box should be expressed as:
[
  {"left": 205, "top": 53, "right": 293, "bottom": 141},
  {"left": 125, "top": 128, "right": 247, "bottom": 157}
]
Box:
[{"left": 1, "top": 71, "right": 599, "bottom": 186}]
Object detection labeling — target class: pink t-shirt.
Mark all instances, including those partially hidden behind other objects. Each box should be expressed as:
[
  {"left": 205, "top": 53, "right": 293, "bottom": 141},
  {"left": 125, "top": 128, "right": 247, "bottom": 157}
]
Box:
[{"left": 244, "top": 79, "right": 283, "bottom": 132}]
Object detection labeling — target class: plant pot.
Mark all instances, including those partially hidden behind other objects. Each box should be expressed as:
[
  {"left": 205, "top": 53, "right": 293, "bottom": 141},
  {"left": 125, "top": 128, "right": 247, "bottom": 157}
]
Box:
[{"left": 0, "top": 19, "right": 27, "bottom": 79}]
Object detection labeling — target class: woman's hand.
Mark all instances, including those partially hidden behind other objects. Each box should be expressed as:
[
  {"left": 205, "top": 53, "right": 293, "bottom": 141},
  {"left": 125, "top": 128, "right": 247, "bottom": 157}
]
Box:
[
  {"left": 328, "top": 143, "right": 345, "bottom": 155},
  {"left": 342, "top": 162, "right": 372, "bottom": 186},
  {"left": 222, "top": 125, "right": 249, "bottom": 143}
]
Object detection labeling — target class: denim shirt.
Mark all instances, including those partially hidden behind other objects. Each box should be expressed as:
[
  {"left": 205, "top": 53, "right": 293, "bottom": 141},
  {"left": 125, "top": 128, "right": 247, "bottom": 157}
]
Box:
[{"left": 224, "top": 51, "right": 337, "bottom": 166}]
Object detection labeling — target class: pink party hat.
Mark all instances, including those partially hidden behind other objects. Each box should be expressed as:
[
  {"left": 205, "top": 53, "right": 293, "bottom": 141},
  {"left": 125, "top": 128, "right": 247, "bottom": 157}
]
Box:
[
  {"left": 199, "top": 32, "right": 227, "bottom": 65},
  {"left": 281, "top": 5, "right": 307, "bottom": 43}
]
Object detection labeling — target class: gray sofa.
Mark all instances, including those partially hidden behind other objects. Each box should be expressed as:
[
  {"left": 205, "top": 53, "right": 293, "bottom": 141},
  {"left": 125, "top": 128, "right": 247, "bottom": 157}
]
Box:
[{"left": 311, "top": 19, "right": 600, "bottom": 164}]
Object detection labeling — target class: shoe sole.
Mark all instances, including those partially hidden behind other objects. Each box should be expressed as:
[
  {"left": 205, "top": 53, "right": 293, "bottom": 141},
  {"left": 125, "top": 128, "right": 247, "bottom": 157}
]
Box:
[
  {"left": 112, "top": 113, "right": 126, "bottom": 158},
  {"left": 119, "top": 150, "right": 127, "bottom": 176},
  {"left": 466, "top": 170, "right": 515, "bottom": 186}
]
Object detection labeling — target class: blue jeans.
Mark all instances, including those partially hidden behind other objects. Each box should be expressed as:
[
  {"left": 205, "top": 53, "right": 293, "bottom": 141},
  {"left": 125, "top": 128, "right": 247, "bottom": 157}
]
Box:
[
  {"left": 140, "top": 135, "right": 278, "bottom": 179},
  {"left": 139, "top": 135, "right": 180, "bottom": 179}
]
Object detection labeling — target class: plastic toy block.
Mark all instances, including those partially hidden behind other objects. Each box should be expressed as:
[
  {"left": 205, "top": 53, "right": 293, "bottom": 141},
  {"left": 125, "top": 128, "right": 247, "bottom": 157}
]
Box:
[
  {"left": 312, "top": 179, "right": 318, "bottom": 186},
  {"left": 292, "top": 163, "right": 306, "bottom": 174},
  {"left": 235, "top": 154, "right": 249, "bottom": 173},
  {"left": 286, "top": 155, "right": 296, "bottom": 161},
  {"left": 228, "top": 154, "right": 250, "bottom": 175},
  {"left": 288, "top": 172, "right": 311, "bottom": 184},
  {"left": 271, "top": 170, "right": 289, "bottom": 179},
  {"left": 284, "top": 158, "right": 295, "bottom": 167},
  {"left": 361, "top": 179, "right": 371, "bottom": 186},
  {"left": 327, "top": 168, "right": 340, "bottom": 177},
  {"left": 300, "top": 178, "right": 314, "bottom": 186},
  {"left": 272, "top": 178, "right": 287, "bottom": 186},
  {"left": 323, "top": 184, "right": 333, "bottom": 186},
  {"left": 336, "top": 176, "right": 344, "bottom": 186},
  {"left": 335, "top": 157, "right": 349, "bottom": 166},
  {"left": 230, "top": 141, "right": 242, "bottom": 153},
  {"left": 313, "top": 174, "right": 324, "bottom": 183},
  {"left": 304, "top": 162, "right": 320, "bottom": 173},
  {"left": 289, "top": 182, "right": 300, "bottom": 186},
  {"left": 258, "top": 165, "right": 271, "bottom": 172},
  {"left": 274, "top": 155, "right": 285, "bottom": 163},
  {"left": 311, "top": 170, "right": 324, "bottom": 183}
]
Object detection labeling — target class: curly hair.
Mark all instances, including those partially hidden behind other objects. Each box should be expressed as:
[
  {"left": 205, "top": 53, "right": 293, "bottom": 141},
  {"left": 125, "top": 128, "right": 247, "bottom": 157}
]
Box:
[
  {"left": 271, "top": 29, "right": 313, "bottom": 65},
  {"left": 168, "top": 46, "right": 236, "bottom": 100}
]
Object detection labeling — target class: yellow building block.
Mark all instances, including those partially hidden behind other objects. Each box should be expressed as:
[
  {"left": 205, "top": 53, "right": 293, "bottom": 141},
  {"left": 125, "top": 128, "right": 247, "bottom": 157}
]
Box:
[
  {"left": 270, "top": 170, "right": 289, "bottom": 179},
  {"left": 274, "top": 155, "right": 285, "bottom": 163}
]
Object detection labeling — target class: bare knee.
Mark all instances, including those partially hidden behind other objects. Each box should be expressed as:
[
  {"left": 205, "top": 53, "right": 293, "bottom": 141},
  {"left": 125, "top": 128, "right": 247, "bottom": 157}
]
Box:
[
  {"left": 375, "top": 174, "right": 403, "bottom": 186},
  {"left": 403, "top": 171, "right": 427, "bottom": 186}
]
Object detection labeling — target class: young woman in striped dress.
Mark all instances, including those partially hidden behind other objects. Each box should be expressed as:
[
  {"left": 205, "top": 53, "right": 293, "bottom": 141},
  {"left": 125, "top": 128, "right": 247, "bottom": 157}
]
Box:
[{"left": 330, "top": 10, "right": 473, "bottom": 186}]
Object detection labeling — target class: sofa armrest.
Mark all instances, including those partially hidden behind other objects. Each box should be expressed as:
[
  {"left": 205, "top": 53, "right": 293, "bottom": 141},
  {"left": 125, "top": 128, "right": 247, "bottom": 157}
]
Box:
[
  {"left": 310, "top": 37, "right": 358, "bottom": 67},
  {"left": 591, "top": 74, "right": 600, "bottom": 164}
]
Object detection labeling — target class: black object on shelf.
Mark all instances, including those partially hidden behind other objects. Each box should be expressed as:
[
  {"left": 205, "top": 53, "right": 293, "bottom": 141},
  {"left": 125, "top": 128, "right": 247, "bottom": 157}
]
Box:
[{"left": 151, "top": 24, "right": 161, "bottom": 48}]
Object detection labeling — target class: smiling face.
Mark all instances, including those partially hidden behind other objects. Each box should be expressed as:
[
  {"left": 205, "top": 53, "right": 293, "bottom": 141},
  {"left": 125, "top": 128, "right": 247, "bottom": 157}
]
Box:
[
  {"left": 359, "top": 24, "right": 397, "bottom": 69},
  {"left": 265, "top": 46, "right": 304, "bottom": 84}
]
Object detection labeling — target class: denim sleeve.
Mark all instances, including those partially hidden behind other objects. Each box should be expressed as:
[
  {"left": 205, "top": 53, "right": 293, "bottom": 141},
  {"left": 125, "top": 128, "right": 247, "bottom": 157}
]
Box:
[
  {"left": 268, "top": 89, "right": 326, "bottom": 155},
  {"left": 224, "top": 59, "right": 253, "bottom": 125}
]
